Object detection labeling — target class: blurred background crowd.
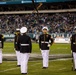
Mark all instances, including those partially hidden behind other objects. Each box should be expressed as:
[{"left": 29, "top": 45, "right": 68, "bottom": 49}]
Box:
[
  {"left": 0, "top": 13, "right": 76, "bottom": 34},
  {"left": 0, "top": 1, "right": 76, "bottom": 34}
]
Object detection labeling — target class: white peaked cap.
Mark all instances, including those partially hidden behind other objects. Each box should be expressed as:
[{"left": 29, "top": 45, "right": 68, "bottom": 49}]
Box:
[
  {"left": 74, "top": 26, "right": 76, "bottom": 29},
  {"left": 20, "top": 27, "right": 27, "bottom": 33},
  {"left": 42, "top": 27, "right": 49, "bottom": 31}
]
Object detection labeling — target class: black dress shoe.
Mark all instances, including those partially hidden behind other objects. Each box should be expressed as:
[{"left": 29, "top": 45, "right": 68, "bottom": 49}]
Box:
[
  {"left": 42, "top": 67, "right": 48, "bottom": 69},
  {"left": 21, "top": 73, "right": 27, "bottom": 74},
  {"left": 74, "top": 69, "right": 76, "bottom": 71},
  {"left": 17, "top": 65, "right": 20, "bottom": 67}
]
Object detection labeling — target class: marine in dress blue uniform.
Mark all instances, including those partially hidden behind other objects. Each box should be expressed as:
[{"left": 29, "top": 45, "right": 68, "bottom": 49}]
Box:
[
  {"left": 0, "top": 34, "right": 4, "bottom": 64},
  {"left": 18, "top": 27, "right": 32, "bottom": 74},
  {"left": 39, "top": 27, "right": 53, "bottom": 69},
  {"left": 14, "top": 28, "right": 21, "bottom": 66},
  {"left": 71, "top": 28, "right": 76, "bottom": 71}
]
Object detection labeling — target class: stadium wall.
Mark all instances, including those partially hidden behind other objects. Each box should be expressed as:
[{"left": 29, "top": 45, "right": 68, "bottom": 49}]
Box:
[
  {"left": 3, "top": 33, "right": 71, "bottom": 43},
  {"left": 0, "top": 9, "right": 76, "bottom": 14},
  {"left": 54, "top": 37, "right": 70, "bottom": 43}
]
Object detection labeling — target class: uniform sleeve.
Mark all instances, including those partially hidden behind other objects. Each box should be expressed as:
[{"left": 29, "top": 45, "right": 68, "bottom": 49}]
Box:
[
  {"left": 39, "top": 35, "right": 41, "bottom": 49},
  {"left": 71, "top": 35, "right": 73, "bottom": 44},
  {"left": 49, "top": 35, "right": 54, "bottom": 45},
  {"left": 1, "top": 35, "right": 4, "bottom": 48},
  {"left": 17, "top": 36, "right": 20, "bottom": 50},
  {"left": 29, "top": 37, "right": 32, "bottom": 53},
  {"left": 14, "top": 35, "right": 16, "bottom": 49},
  {"left": 70, "top": 35, "right": 73, "bottom": 50}
]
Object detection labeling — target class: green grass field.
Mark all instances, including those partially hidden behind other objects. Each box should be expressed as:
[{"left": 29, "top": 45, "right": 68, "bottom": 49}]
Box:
[
  {"left": 3, "top": 42, "right": 71, "bottom": 54},
  {"left": 0, "top": 42, "right": 74, "bottom": 75},
  {"left": 0, "top": 60, "right": 76, "bottom": 75}
]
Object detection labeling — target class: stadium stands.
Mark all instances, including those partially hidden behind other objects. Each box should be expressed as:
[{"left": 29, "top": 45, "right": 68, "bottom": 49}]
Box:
[
  {"left": 0, "top": 13, "right": 76, "bottom": 34},
  {"left": 0, "top": 1, "right": 76, "bottom": 35}
]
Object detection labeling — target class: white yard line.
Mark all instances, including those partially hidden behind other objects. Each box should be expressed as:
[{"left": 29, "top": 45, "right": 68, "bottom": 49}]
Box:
[
  {"left": 30, "top": 62, "right": 41, "bottom": 66},
  {"left": 0, "top": 62, "right": 41, "bottom": 73},
  {"left": 1, "top": 64, "right": 16, "bottom": 66},
  {"left": 7, "top": 64, "right": 16, "bottom": 67},
  {"left": 0, "top": 67, "right": 19, "bottom": 73},
  {"left": 57, "top": 47, "right": 68, "bottom": 49},
  {"left": 51, "top": 58, "right": 71, "bottom": 61},
  {"left": 0, "top": 59, "right": 71, "bottom": 73},
  {"left": 59, "top": 68, "right": 66, "bottom": 70}
]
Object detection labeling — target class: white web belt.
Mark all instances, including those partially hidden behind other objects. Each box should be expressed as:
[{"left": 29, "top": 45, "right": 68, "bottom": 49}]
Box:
[{"left": 21, "top": 44, "right": 29, "bottom": 46}]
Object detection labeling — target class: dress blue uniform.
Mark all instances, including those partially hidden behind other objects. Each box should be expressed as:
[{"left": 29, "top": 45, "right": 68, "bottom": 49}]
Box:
[
  {"left": 18, "top": 27, "right": 32, "bottom": 74},
  {"left": 0, "top": 34, "right": 4, "bottom": 64},
  {"left": 14, "top": 28, "right": 21, "bottom": 66},
  {"left": 39, "top": 27, "right": 53, "bottom": 68},
  {"left": 71, "top": 29, "right": 76, "bottom": 70}
]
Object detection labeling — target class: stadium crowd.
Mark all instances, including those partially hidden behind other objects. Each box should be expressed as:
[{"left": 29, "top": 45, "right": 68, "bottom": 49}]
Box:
[{"left": 0, "top": 12, "right": 76, "bottom": 34}]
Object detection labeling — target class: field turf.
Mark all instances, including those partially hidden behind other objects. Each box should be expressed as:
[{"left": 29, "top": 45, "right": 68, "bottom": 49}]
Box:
[
  {"left": 0, "top": 60, "right": 76, "bottom": 75},
  {"left": 3, "top": 42, "right": 71, "bottom": 54},
  {"left": 0, "top": 42, "right": 75, "bottom": 75}
]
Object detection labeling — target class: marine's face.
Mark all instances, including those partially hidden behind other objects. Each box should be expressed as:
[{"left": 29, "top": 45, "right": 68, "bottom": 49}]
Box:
[
  {"left": 16, "top": 31, "right": 20, "bottom": 34},
  {"left": 73, "top": 30, "right": 76, "bottom": 34},
  {"left": 42, "top": 29, "right": 48, "bottom": 34}
]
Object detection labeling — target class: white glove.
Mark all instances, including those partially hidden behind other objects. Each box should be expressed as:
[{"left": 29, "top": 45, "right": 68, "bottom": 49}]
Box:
[
  {"left": 40, "top": 48, "right": 41, "bottom": 50},
  {"left": 48, "top": 44, "right": 50, "bottom": 47},
  {"left": 14, "top": 48, "right": 16, "bottom": 51},
  {"left": 71, "top": 50, "right": 72, "bottom": 53}
]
